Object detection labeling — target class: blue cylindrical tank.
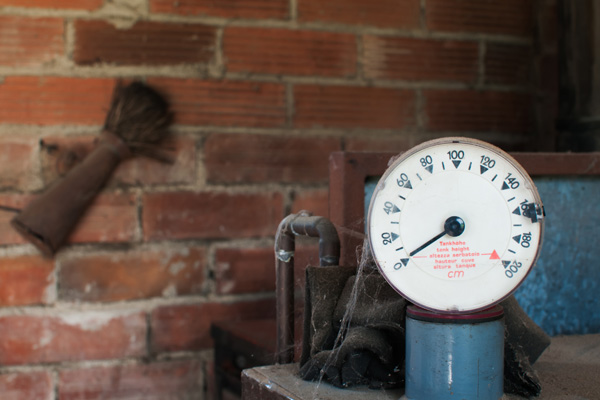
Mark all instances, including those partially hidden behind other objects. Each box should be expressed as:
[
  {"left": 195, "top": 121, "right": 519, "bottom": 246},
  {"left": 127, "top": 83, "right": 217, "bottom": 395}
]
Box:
[{"left": 404, "top": 305, "right": 505, "bottom": 400}]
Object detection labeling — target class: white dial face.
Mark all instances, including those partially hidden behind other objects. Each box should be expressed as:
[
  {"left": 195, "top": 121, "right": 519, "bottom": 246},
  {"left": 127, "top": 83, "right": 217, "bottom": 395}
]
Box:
[{"left": 368, "top": 137, "right": 544, "bottom": 313}]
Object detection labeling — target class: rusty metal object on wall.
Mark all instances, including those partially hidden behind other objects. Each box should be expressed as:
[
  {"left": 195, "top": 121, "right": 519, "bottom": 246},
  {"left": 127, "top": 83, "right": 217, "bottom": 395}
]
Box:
[{"left": 11, "top": 132, "right": 131, "bottom": 257}]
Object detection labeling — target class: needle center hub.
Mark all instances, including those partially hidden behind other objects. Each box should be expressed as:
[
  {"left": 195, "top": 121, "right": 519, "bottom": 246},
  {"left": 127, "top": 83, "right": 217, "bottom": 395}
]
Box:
[{"left": 444, "top": 216, "right": 465, "bottom": 237}]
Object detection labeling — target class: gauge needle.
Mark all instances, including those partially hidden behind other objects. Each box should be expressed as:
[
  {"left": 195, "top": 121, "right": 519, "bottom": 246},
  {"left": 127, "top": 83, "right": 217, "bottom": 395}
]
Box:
[{"left": 409, "top": 216, "right": 465, "bottom": 257}]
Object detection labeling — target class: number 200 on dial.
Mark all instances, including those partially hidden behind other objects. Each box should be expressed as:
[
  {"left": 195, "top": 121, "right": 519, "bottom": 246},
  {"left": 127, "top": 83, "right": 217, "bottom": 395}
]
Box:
[{"left": 367, "top": 137, "right": 545, "bottom": 313}]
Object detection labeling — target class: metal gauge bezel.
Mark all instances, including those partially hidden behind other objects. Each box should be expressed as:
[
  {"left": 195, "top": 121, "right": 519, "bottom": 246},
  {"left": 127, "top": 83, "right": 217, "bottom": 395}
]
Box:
[{"left": 367, "top": 137, "right": 545, "bottom": 313}]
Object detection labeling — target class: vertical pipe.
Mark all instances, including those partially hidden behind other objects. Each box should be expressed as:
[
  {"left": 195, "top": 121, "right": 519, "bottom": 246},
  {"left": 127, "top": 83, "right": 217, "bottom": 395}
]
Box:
[{"left": 274, "top": 213, "right": 340, "bottom": 364}]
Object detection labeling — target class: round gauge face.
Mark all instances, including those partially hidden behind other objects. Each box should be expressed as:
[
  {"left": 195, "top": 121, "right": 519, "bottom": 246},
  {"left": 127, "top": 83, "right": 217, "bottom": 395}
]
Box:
[{"left": 367, "top": 137, "right": 545, "bottom": 313}]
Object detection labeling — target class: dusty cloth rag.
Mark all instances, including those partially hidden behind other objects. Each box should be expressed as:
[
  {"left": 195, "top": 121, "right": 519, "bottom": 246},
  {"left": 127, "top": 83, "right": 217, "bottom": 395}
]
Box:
[{"left": 299, "top": 265, "right": 551, "bottom": 397}]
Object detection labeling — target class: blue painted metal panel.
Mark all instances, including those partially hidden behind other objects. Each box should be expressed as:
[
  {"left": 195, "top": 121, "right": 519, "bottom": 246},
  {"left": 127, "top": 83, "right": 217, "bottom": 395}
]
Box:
[{"left": 514, "top": 177, "right": 600, "bottom": 336}]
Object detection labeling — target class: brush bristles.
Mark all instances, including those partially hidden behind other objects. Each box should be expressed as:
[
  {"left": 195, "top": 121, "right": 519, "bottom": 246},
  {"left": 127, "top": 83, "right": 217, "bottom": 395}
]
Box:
[{"left": 103, "top": 81, "right": 172, "bottom": 144}]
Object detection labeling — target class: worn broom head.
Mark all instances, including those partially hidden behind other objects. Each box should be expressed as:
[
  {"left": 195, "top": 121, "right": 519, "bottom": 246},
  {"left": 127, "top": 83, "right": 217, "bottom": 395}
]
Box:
[
  {"left": 10, "top": 81, "right": 174, "bottom": 257},
  {"left": 103, "top": 81, "right": 173, "bottom": 145}
]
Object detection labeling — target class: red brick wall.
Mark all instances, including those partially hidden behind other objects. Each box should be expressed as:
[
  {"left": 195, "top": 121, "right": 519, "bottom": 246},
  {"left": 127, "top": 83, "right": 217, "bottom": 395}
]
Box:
[{"left": 0, "top": 0, "right": 557, "bottom": 398}]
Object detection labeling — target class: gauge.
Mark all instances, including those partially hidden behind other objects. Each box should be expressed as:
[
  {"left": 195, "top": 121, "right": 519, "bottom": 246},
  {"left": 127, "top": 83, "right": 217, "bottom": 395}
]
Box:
[{"left": 367, "top": 137, "right": 544, "bottom": 313}]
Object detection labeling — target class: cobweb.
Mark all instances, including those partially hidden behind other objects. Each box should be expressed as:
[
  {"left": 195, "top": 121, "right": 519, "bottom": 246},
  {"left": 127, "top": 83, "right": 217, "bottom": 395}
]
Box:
[{"left": 311, "top": 236, "right": 372, "bottom": 398}]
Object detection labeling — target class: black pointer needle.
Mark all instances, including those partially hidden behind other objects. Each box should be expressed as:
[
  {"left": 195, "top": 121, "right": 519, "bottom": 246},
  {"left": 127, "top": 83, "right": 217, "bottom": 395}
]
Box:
[{"left": 409, "top": 216, "right": 465, "bottom": 257}]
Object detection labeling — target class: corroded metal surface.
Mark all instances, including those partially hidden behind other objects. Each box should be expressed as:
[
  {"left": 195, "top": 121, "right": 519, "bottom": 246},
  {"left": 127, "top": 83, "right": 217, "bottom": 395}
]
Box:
[{"left": 275, "top": 213, "right": 340, "bottom": 364}]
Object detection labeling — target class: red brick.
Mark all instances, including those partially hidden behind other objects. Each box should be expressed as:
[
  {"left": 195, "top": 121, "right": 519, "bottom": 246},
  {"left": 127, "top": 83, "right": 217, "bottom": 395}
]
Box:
[
  {"left": 291, "top": 189, "right": 328, "bottom": 218},
  {"left": 0, "top": 16, "right": 63, "bottom": 67},
  {"left": 363, "top": 36, "right": 478, "bottom": 83},
  {"left": 215, "top": 247, "right": 275, "bottom": 295},
  {"left": 214, "top": 245, "right": 313, "bottom": 296},
  {"left": 151, "top": 298, "right": 275, "bottom": 352},
  {"left": 485, "top": 43, "right": 532, "bottom": 85},
  {"left": 224, "top": 27, "right": 356, "bottom": 77},
  {"left": 0, "top": 77, "right": 115, "bottom": 125},
  {"left": 150, "top": 0, "right": 289, "bottom": 20},
  {"left": 148, "top": 78, "right": 286, "bottom": 128},
  {"left": 0, "top": 311, "right": 146, "bottom": 365},
  {"left": 424, "top": 90, "right": 533, "bottom": 134},
  {"left": 67, "top": 192, "right": 138, "bottom": 244},
  {"left": 143, "top": 191, "right": 283, "bottom": 241},
  {"left": 0, "top": 371, "right": 53, "bottom": 400},
  {"left": 298, "top": 0, "right": 420, "bottom": 29},
  {"left": 40, "top": 135, "right": 196, "bottom": 186},
  {"left": 59, "top": 246, "right": 205, "bottom": 302},
  {"left": 0, "top": 137, "right": 39, "bottom": 191},
  {"left": 74, "top": 20, "right": 216, "bottom": 66},
  {"left": 118, "top": 135, "right": 197, "bottom": 186},
  {"left": 0, "top": 0, "right": 102, "bottom": 10},
  {"left": 345, "top": 135, "right": 410, "bottom": 153},
  {"left": 0, "top": 256, "right": 54, "bottom": 306},
  {"left": 426, "top": 0, "right": 534, "bottom": 37},
  {"left": 0, "top": 194, "right": 31, "bottom": 245},
  {"left": 204, "top": 133, "right": 339, "bottom": 184},
  {"left": 294, "top": 85, "right": 416, "bottom": 130},
  {"left": 59, "top": 360, "right": 202, "bottom": 400}
]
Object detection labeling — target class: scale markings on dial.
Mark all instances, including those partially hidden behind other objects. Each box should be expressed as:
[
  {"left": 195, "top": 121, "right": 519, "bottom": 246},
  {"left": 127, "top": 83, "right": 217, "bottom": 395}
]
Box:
[{"left": 368, "top": 137, "right": 544, "bottom": 313}]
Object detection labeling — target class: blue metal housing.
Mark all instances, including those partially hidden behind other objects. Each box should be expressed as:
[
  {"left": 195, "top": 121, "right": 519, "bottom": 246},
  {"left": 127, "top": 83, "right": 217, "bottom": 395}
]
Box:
[{"left": 404, "top": 306, "right": 505, "bottom": 400}]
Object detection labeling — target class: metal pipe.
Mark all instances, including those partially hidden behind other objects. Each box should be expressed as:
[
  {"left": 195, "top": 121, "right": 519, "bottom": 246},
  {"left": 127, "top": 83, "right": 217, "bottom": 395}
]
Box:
[{"left": 274, "top": 213, "right": 340, "bottom": 364}]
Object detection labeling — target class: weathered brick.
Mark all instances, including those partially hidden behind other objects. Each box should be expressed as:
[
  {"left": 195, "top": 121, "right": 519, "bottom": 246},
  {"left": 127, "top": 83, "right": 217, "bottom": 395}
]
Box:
[
  {"left": 204, "top": 133, "right": 339, "bottom": 184},
  {"left": 0, "top": 137, "right": 40, "bottom": 191},
  {"left": 294, "top": 85, "right": 416, "bottom": 130},
  {"left": 148, "top": 78, "right": 286, "bottom": 128},
  {"left": 59, "top": 246, "right": 205, "bottom": 302},
  {"left": 0, "top": 77, "right": 114, "bottom": 125},
  {"left": 0, "top": 371, "right": 53, "bottom": 400},
  {"left": 363, "top": 36, "right": 478, "bottom": 83},
  {"left": 117, "top": 135, "right": 197, "bottom": 186},
  {"left": 0, "top": 194, "right": 31, "bottom": 245},
  {"left": 298, "top": 0, "right": 420, "bottom": 29},
  {"left": 150, "top": 0, "right": 289, "bottom": 20},
  {"left": 426, "top": 0, "right": 534, "bottom": 37},
  {"left": 215, "top": 247, "right": 275, "bottom": 295},
  {"left": 344, "top": 135, "right": 410, "bottom": 152},
  {"left": 0, "top": 311, "right": 146, "bottom": 365},
  {"left": 67, "top": 192, "right": 138, "bottom": 245},
  {"left": 59, "top": 359, "right": 202, "bottom": 400},
  {"left": 0, "top": 16, "right": 63, "bottom": 67},
  {"left": 74, "top": 20, "right": 216, "bottom": 66},
  {"left": 0, "top": 256, "right": 54, "bottom": 306},
  {"left": 151, "top": 299, "right": 275, "bottom": 352},
  {"left": 424, "top": 90, "right": 533, "bottom": 134},
  {"left": 224, "top": 27, "right": 356, "bottom": 77},
  {"left": 214, "top": 245, "right": 312, "bottom": 296},
  {"left": 143, "top": 191, "right": 283, "bottom": 241},
  {"left": 40, "top": 135, "right": 196, "bottom": 187},
  {"left": 485, "top": 43, "right": 532, "bottom": 85},
  {"left": 291, "top": 189, "right": 329, "bottom": 218},
  {"left": 0, "top": 0, "right": 102, "bottom": 10}
]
